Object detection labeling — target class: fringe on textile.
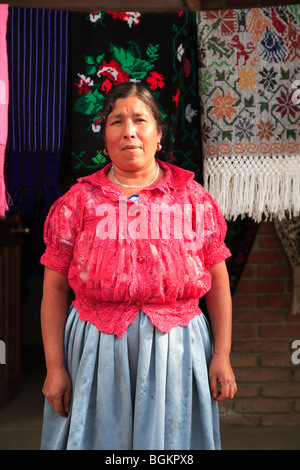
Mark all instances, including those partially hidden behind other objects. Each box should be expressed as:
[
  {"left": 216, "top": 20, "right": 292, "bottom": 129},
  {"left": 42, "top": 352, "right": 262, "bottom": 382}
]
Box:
[{"left": 204, "top": 155, "right": 300, "bottom": 223}]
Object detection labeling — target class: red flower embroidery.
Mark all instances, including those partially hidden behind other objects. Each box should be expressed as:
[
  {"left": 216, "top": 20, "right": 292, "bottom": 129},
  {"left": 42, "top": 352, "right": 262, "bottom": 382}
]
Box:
[
  {"left": 184, "top": 58, "right": 191, "bottom": 78},
  {"left": 275, "top": 90, "right": 300, "bottom": 119},
  {"left": 172, "top": 89, "right": 180, "bottom": 107},
  {"left": 146, "top": 71, "right": 165, "bottom": 90},
  {"left": 97, "top": 60, "right": 130, "bottom": 84},
  {"left": 75, "top": 74, "right": 93, "bottom": 95},
  {"left": 102, "top": 79, "right": 113, "bottom": 94},
  {"left": 107, "top": 12, "right": 141, "bottom": 27},
  {"left": 204, "top": 9, "right": 237, "bottom": 36}
]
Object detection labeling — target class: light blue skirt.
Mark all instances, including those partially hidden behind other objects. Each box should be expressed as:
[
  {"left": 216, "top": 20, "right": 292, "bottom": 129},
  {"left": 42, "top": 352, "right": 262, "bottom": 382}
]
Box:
[{"left": 40, "top": 306, "right": 221, "bottom": 450}]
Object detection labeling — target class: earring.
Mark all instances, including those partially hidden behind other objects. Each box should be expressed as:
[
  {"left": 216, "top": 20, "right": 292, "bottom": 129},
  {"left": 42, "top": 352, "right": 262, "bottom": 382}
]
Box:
[
  {"left": 157, "top": 143, "right": 162, "bottom": 151},
  {"left": 103, "top": 147, "right": 108, "bottom": 155}
]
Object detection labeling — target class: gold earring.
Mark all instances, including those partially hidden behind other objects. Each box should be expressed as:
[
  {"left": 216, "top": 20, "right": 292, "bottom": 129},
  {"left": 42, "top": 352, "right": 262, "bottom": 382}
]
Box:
[
  {"left": 103, "top": 147, "right": 108, "bottom": 155},
  {"left": 157, "top": 143, "right": 162, "bottom": 151}
]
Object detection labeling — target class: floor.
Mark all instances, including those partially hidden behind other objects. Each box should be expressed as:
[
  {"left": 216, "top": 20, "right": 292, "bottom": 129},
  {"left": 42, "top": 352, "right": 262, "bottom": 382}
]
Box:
[{"left": 0, "top": 346, "right": 299, "bottom": 451}]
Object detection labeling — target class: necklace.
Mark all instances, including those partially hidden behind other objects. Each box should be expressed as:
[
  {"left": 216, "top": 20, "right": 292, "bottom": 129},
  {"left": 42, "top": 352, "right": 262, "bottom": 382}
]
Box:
[{"left": 111, "top": 162, "right": 159, "bottom": 189}]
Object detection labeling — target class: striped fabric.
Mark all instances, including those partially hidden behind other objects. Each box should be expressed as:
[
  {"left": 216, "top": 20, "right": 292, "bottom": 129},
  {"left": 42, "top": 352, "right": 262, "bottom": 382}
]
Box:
[
  {"left": 6, "top": 7, "right": 69, "bottom": 152},
  {"left": 5, "top": 7, "right": 69, "bottom": 217}
]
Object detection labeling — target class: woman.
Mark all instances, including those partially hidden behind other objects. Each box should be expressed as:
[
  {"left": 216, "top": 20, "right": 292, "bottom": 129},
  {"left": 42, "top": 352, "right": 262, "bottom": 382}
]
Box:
[{"left": 40, "top": 82, "right": 237, "bottom": 450}]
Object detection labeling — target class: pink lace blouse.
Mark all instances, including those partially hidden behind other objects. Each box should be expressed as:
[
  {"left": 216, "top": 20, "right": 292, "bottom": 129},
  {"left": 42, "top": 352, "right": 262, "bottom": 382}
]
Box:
[{"left": 40, "top": 160, "right": 231, "bottom": 337}]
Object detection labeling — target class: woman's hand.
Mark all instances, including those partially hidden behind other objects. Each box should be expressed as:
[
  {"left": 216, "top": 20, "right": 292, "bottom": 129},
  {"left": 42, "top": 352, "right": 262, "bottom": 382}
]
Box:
[
  {"left": 209, "top": 353, "right": 237, "bottom": 401},
  {"left": 42, "top": 366, "right": 72, "bottom": 417}
]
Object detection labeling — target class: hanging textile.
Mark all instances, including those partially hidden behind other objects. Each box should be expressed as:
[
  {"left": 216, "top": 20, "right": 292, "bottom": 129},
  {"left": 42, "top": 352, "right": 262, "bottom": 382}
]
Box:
[
  {"left": 5, "top": 7, "right": 69, "bottom": 217},
  {"left": 197, "top": 5, "right": 300, "bottom": 222},
  {"left": 0, "top": 4, "right": 9, "bottom": 217},
  {"left": 70, "top": 11, "right": 201, "bottom": 181},
  {"left": 274, "top": 216, "right": 300, "bottom": 315}
]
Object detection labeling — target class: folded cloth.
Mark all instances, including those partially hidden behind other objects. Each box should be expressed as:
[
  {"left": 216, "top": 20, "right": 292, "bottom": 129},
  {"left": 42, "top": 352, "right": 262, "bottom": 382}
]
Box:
[
  {"left": 0, "top": 4, "right": 9, "bottom": 217},
  {"left": 70, "top": 11, "right": 201, "bottom": 181},
  {"left": 197, "top": 5, "right": 300, "bottom": 222},
  {"left": 5, "top": 7, "right": 69, "bottom": 217}
]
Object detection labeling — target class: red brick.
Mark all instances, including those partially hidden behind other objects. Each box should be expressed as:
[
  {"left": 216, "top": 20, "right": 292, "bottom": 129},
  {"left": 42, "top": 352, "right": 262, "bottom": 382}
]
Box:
[
  {"left": 232, "top": 324, "right": 256, "bottom": 338},
  {"left": 231, "top": 355, "right": 256, "bottom": 368},
  {"left": 232, "top": 295, "right": 256, "bottom": 308},
  {"left": 220, "top": 414, "right": 261, "bottom": 426},
  {"left": 295, "top": 401, "right": 300, "bottom": 412},
  {"left": 259, "top": 325, "right": 300, "bottom": 338},
  {"left": 287, "top": 280, "right": 294, "bottom": 292},
  {"left": 232, "top": 340, "right": 289, "bottom": 353},
  {"left": 242, "top": 266, "right": 256, "bottom": 278},
  {"left": 259, "top": 236, "right": 283, "bottom": 249},
  {"left": 234, "top": 384, "right": 260, "bottom": 398},
  {"left": 262, "top": 414, "right": 300, "bottom": 426},
  {"left": 233, "top": 310, "right": 284, "bottom": 323},
  {"left": 293, "top": 370, "right": 300, "bottom": 382},
  {"left": 260, "top": 355, "right": 297, "bottom": 368},
  {"left": 258, "top": 295, "right": 292, "bottom": 309},
  {"left": 235, "top": 369, "right": 289, "bottom": 383},
  {"left": 287, "top": 314, "right": 300, "bottom": 323},
  {"left": 258, "top": 266, "right": 293, "bottom": 278},
  {"left": 234, "top": 398, "right": 292, "bottom": 414},
  {"left": 257, "top": 223, "right": 276, "bottom": 234},
  {"left": 247, "top": 251, "right": 283, "bottom": 264},
  {"left": 236, "top": 280, "right": 285, "bottom": 293},
  {"left": 262, "top": 383, "right": 300, "bottom": 398}
]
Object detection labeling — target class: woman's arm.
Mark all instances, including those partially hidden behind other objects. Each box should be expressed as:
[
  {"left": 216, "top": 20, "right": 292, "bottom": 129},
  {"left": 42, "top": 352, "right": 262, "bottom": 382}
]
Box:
[
  {"left": 205, "top": 260, "right": 237, "bottom": 401},
  {"left": 40, "top": 267, "right": 72, "bottom": 417}
]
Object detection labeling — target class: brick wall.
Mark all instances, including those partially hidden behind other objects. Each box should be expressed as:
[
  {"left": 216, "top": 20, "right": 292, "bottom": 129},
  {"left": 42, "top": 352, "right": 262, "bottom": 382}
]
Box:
[{"left": 220, "top": 222, "right": 300, "bottom": 426}]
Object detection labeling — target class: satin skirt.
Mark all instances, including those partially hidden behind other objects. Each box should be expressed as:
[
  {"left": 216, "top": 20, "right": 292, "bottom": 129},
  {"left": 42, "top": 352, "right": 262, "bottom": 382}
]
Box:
[{"left": 40, "top": 307, "right": 221, "bottom": 450}]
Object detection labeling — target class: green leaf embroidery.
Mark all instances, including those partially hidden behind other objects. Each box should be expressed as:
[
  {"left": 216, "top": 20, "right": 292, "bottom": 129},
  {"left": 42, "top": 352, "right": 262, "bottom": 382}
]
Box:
[
  {"left": 86, "top": 65, "right": 97, "bottom": 75},
  {"left": 146, "top": 44, "right": 159, "bottom": 62},
  {"left": 259, "top": 101, "right": 269, "bottom": 113},
  {"left": 207, "top": 37, "right": 233, "bottom": 60},
  {"left": 222, "top": 130, "right": 232, "bottom": 141},
  {"left": 244, "top": 96, "right": 254, "bottom": 108},
  {"left": 74, "top": 89, "right": 104, "bottom": 115},
  {"left": 111, "top": 42, "right": 155, "bottom": 80},
  {"left": 92, "top": 151, "right": 107, "bottom": 165},
  {"left": 84, "top": 55, "right": 96, "bottom": 65},
  {"left": 287, "top": 129, "right": 296, "bottom": 140}
]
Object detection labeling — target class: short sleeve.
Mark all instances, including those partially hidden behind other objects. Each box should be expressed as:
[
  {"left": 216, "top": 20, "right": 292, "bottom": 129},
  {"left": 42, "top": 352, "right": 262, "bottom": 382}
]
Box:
[
  {"left": 202, "top": 195, "right": 231, "bottom": 270},
  {"left": 40, "top": 186, "right": 83, "bottom": 276}
]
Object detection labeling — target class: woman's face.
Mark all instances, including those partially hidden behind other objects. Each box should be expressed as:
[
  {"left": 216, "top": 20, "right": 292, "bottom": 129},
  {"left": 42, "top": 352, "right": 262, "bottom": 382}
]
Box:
[{"left": 104, "top": 95, "right": 162, "bottom": 172}]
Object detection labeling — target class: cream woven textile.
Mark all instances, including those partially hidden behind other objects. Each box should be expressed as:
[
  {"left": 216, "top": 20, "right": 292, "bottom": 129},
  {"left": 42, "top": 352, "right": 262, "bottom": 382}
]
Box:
[{"left": 197, "top": 5, "right": 300, "bottom": 222}]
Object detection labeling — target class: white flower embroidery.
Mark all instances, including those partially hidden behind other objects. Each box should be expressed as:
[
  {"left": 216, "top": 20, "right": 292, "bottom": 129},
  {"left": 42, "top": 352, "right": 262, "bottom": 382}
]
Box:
[
  {"left": 90, "top": 12, "right": 102, "bottom": 23},
  {"left": 177, "top": 44, "right": 185, "bottom": 62},
  {"left": 77, "top": 74, "right": 94, "bottom": 87},
  {"left": 123, "top": 12, "right": 141, "bottom": 28},
  {"left": 92, "top": 120, "right": 101, "bottom": 133},
  {"left": 185, "top": 104, "right": 198, "bottom": 123}
]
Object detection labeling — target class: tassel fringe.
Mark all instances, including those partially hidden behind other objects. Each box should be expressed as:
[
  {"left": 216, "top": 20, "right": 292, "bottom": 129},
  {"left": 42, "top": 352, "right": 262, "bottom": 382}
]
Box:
[{"left": 204, "top": 155, "right": 300, "bottom": 223}]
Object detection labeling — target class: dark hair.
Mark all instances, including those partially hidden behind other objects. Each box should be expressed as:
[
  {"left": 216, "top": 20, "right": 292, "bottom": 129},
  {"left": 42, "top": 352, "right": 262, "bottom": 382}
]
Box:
[{"left": 99, "top": 82, "right": 168, "bottom": 158}]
